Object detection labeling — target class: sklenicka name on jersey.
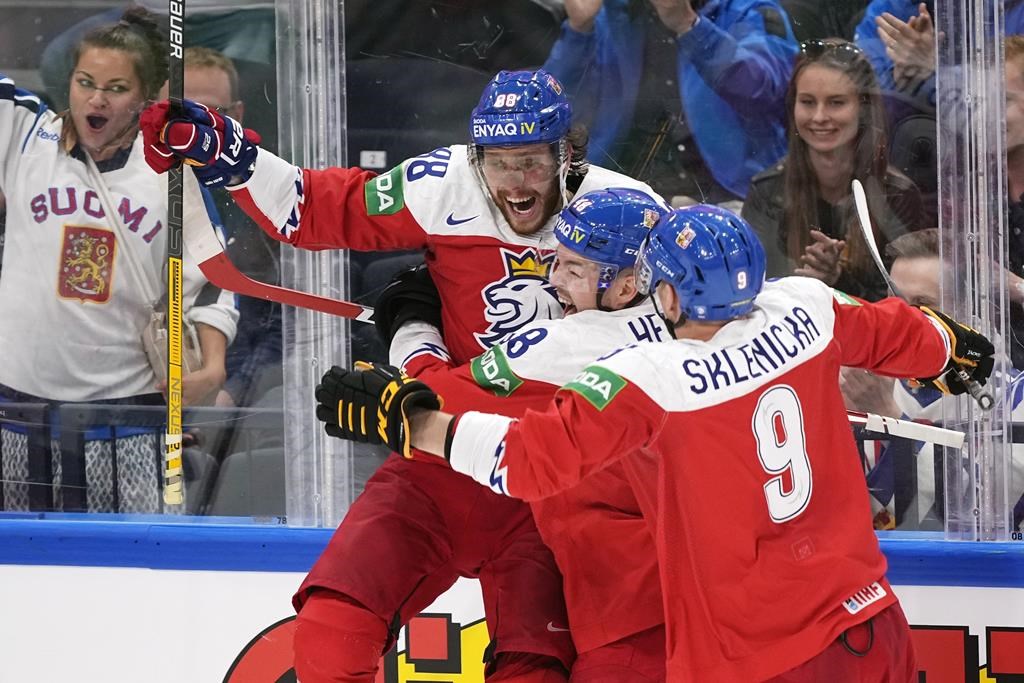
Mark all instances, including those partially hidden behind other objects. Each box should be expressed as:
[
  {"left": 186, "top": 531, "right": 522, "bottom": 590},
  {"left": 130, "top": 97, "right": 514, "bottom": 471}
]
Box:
[{"left": 682, "top": 306, "right": 821, "bottom": 394}]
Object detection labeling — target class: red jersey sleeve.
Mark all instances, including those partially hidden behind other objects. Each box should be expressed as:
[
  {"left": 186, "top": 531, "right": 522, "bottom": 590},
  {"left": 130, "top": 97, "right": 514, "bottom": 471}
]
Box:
[
  {"left": 831, "top": 293, "right": 949, "bottom": 379},
  {"left": 424, "top": 362, "right": 558, "bottom": 418},
  {"left": 228, "top": 148, "right": 430, "bottom": 252},
  {"left": 449, "top": 377, "right": 665, "bottom": 501}
]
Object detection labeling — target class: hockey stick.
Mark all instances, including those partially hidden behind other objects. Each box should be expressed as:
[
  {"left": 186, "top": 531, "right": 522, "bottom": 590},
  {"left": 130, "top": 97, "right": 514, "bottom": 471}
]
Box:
[
  {"left": 181, "top": 170, "right": 375, "bottom": 322},
  {"left": 851, "top": 179, "right": 994, "bottom": 411},
  {"left": 162, "top": 0, "right": 186, "bottom": 506},
  {"left": 846, "top": 410, "right": 965, "bottom": 449}
]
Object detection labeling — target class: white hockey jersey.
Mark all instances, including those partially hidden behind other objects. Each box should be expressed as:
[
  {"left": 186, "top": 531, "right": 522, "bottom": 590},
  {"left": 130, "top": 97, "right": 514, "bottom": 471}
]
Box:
[
  {"left": 0, "top": 74, "right": 238, "bottom": 401},
  {"left": 232, "top": 143, "right": 660, "bottom": 363}
]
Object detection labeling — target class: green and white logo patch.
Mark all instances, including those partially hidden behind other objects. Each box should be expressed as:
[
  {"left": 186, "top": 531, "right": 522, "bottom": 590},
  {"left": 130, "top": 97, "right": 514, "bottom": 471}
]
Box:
[
  {"left": 364, "top": 165, "right": 406, "bottom": 215},
  {"left": 564, "top": 365, "right": 626, "bottom": 411},
  {"left": 470, "top": 346, "right": 523, "bottom": 397},
  {"left": 832, "top": 289, "right": 861, "bottom": 307}
]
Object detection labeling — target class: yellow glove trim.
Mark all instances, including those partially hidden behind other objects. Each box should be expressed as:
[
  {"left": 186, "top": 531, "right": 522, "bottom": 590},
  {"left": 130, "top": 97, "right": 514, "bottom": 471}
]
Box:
[{"left": 919, "top": 306, "right": 978, "bottom": 368}]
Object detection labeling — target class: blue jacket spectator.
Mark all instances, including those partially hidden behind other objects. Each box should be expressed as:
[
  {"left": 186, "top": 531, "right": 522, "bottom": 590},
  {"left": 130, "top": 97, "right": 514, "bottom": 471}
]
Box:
[
  {"left": 543, "top": 0, "right": 798, "bottom": 199},
  {"left": 855, "top": 0, "right": 1024, "bottom": 114}
]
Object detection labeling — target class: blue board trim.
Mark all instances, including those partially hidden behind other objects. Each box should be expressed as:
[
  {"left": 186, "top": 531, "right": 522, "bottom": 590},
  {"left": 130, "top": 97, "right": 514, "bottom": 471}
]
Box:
[
  {"left": 0, "top": 519, "right": 1023, "bottom": 585},
  {"left": 880, "top": 532, "right": 1024, "bottom": 587},
  {"left": 0, "top": 518, "right": 331, "bottom": 572}
]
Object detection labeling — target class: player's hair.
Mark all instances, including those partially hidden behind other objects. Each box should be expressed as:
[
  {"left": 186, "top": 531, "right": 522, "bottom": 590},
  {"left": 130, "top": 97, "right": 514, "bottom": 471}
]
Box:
[
  {"left": 61, "top": 7, "right": 168, "bottom": 153},
  {"left": 566, "top": 124, "right": 590, "bottom": 186},
  {"left": 884, "top": 227, "right": 939, "bottom": 265},
  {"left": 781, "top": 38, "right": 890, "bottom": 287},
  {"left": 184, "top": 46, "right": 240, "bottom": 103}
]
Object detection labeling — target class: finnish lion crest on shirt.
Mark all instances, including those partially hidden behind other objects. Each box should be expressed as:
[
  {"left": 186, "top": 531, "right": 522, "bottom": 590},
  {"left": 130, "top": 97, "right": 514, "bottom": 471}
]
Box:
[
  {"left": 474, "top": 247, "right": 560, "bottom": 349},
  {"left": 59, "top": 226, "right": 116, "bottom": 302}
]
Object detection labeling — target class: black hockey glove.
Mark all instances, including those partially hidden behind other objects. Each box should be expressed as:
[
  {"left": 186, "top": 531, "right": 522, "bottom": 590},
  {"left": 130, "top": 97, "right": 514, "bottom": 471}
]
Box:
[
  {"left": 371, "top": 264, "right": 443, "bottom": 346},
  {"left": 315, "top": 362, "right": 442, "bottom": 457},
  {"left": 914, "top": 306, "right": 995, "bottom": 395}
]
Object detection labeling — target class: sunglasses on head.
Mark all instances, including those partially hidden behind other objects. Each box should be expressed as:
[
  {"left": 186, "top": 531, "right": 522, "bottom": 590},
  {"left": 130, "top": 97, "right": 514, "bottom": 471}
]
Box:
[{"left": 799, "top": 39, "right": 864, "bottom": 64}]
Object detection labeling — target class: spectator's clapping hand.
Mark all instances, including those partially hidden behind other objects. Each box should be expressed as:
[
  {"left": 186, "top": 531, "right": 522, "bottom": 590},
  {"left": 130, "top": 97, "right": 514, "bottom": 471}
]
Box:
[
  {"left": 564, "top": 0, "right": 604, "bottom": 33},
  {"left": 876, "top": 3, "right": 938, "bottom": 87},
  {"left": 649, "top": 0, "right": 698, "bottom": 36},
  {"left": 794, "top": 230, "right": 845, "bottom": 286},
  {"left": 840, "top": 367, "right": 901, "bottom": 418}
]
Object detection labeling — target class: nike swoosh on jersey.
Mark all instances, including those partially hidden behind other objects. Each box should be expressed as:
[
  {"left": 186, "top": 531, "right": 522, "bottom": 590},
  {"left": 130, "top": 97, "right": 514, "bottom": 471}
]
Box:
[
  {"left": 445, "top": 212, "right": 478, "bottom": 226},
  {"left": 546, "top": 622, "right": 570, "bottom": 632}
]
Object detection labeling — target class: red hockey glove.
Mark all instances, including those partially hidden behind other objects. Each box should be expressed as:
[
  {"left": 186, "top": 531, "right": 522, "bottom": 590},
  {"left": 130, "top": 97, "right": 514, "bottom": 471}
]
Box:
[
  {"left": 140, "top": 99, "right": 261, "bottom": 188},
  {"left": 914, "top": 306, "right": 995, "bottom": 395},
  {"left": 314, "top": 362, "right": 443, "bottom": 458}
]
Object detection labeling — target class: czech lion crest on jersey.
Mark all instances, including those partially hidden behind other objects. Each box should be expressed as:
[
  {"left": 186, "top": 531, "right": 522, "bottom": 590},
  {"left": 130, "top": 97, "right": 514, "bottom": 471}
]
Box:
[
  {"left": 474, "top": 248, "right": 560, "bottom": 348},
  {"left": 58, "top": 226, "right": 116, "bottom": 303}
]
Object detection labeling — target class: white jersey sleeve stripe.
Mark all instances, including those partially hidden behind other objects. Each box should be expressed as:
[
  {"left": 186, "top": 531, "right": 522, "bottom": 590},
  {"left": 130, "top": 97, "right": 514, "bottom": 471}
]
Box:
[
  {"left": 390, "top": 321, "right": 449, "bottom": 370},
  {"left": 1, "top": 74, "right": 49, "bottom": 156},
  {"left": 228, "top": 147, "right": 306, "bottom": 239},
  {"left": 448, "top": 411, "right": 517, "bottom": 496}
]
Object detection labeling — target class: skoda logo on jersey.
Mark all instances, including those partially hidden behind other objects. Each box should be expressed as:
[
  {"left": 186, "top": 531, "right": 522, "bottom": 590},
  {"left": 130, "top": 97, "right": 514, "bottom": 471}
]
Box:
[{"left": 474, "top": 248, "right": 560, "bottom": 349}]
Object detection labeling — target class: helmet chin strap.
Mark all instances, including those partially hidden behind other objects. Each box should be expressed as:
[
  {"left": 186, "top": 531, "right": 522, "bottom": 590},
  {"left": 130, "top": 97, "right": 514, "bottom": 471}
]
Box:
[
  {"left": 557, "top": 139, "right": 572, "bottom": 208},
  {"left": 651, "top": 291, "right": 682, "bottom": 339}
]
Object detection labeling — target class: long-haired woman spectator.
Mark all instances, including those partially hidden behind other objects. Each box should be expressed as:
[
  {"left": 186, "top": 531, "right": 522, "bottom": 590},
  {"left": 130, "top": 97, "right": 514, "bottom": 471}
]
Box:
[
  {"left": 743, "top": 38, "right": 928, "bottom": 300},
  {"left": 0, "top": 8, "right": 237, "bottom": 513}
]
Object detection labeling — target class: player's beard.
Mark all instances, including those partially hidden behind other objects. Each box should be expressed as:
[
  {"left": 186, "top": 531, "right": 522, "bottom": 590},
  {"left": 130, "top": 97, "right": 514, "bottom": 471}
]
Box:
[
  {"left": 472, "top": 149, "right": 565, "bottom": 236},
  {"left": 494, "top": 186, "right": 561, "bottom": 236}
]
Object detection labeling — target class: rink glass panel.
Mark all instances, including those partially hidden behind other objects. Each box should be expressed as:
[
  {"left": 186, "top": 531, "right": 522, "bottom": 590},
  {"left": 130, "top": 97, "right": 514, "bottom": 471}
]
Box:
[{"left": 0, "top": 1, "right": 1018, "bottom": 537}]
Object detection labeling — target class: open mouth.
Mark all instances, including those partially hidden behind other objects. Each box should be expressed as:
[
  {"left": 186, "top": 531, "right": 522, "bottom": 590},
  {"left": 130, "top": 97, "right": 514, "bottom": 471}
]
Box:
[
  {"left": 506, "top": 195, "right": 537, "bottom": 216},
  {"left": 557, "top": 292, "right": 577, "bottom": 316},
  {"left": 86, "top": 115, "right": 108, "bottom": 132}
]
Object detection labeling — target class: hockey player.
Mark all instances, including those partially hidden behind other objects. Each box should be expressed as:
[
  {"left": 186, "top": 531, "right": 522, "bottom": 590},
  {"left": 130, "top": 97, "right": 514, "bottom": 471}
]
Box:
[
  {"left": 141, "top": 70, "right": 660, "bottom": 681},
  {"left": 318, "top": 205, "right": 995, "bottom": 682},
  {"left": 321, "top": 187, "right": 670, "bottom": 680},
  {"left": 0, "top": 8, "right": 237, "bottom": 513}
]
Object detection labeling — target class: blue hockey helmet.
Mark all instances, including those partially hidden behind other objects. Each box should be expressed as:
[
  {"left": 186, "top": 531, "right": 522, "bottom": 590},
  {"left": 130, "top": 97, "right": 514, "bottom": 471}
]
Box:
[
  {"left": 554, "top": 187, "right": 668, "bottom": 290},
  {"left": 636, "top": 205, "right": 766, "bottom": 321},
  {"left": 470, "top": 69, "right": 572, "bottom": 147}
]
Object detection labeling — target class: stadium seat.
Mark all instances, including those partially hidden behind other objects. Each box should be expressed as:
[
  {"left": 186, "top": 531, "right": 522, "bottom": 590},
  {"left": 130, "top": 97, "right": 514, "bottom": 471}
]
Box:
[{"left": 205, "top": 446, "right": 286, "bottom": 518}]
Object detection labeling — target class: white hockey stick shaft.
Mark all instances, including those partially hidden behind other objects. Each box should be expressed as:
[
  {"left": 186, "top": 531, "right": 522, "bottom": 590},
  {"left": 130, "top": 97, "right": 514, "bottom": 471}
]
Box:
[
  {"left": 851, "top": 179, "right": 993, "bottom": 411},
  {"left": 182, "top": 169, "right": 375, "bottom": 323},
  {"left": 850, "top": 179, "right": 900, "bottom": 297},
  {"left": 846, "top": 410, "right": 965, "bottom": 449}
]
